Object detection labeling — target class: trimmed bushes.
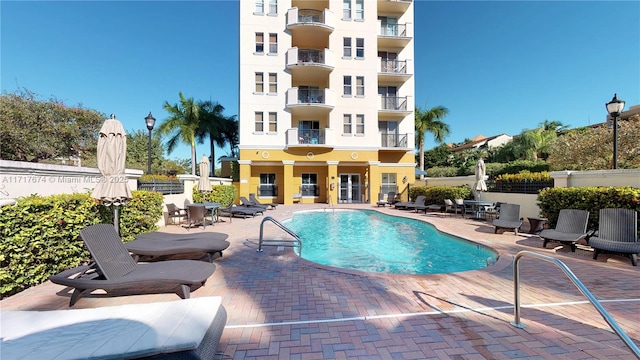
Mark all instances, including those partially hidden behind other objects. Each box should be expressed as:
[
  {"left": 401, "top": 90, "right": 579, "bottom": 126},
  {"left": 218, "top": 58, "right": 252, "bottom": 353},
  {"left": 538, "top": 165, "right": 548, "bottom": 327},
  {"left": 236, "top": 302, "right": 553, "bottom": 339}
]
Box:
[
  {"left": 409, "top": 185, "right": 472, "bottom": 205},
  {"left": 0, "top": 190, "right": 163, "bottom": 298},
  {"left": 537, "top": 187, "right": 640, "bottom": 229},
  {"left": 192, "top": 185, "right": 237, "bottom": 206}
]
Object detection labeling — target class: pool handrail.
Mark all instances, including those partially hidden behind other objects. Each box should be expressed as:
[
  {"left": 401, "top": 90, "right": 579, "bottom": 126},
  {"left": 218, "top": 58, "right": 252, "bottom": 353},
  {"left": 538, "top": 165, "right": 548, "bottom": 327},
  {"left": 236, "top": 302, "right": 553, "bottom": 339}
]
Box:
[
  {"left": 511, "top": 250, "right": 640, "bottom": 358},
  {"left": 257, "top": 216, "right": 302, "bottom": 255}
]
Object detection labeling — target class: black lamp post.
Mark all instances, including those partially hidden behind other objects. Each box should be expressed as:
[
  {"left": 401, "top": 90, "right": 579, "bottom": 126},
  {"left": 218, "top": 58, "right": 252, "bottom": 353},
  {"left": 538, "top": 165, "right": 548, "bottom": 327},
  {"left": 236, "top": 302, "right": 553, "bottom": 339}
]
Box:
[
  {"left": 144, "top": 112, "right": 156, "bottom": 174},
  {"left": 605, "top": 93, "right": 625, "bottom": 169}
]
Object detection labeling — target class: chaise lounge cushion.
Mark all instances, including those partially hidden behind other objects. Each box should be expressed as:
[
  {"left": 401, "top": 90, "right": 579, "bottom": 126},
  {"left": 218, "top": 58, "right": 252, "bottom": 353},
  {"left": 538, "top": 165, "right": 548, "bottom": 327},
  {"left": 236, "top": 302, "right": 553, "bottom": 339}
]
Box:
[
  {"left": 126, "top": 232, "right": 230, "bottom": 261},
  {"left": 0, "top": 297, "right": 227, "bottom": 359}
]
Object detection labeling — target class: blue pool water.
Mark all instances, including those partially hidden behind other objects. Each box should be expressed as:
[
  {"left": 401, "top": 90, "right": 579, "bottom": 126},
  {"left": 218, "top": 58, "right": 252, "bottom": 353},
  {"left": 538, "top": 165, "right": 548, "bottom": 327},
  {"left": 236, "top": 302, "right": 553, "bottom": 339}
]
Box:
[{"left": 283, "top": 209, "right": 498, "bottom": 275}]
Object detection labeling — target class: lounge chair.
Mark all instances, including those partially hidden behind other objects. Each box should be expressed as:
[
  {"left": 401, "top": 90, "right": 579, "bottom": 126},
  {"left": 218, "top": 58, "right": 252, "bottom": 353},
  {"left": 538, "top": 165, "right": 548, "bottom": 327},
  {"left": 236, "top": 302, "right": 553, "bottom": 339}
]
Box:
[
  {"left": 1, "top": 297, "right": 227, "bottom": 359},
  {"left": 492, "top": 203, "right": 523, "bottom": 235},
  {"left": 589, "top": 208, "right": 639, "bottom": 266},
  {"left": 125, "top": 232, "right": 231, "bottom": 262},
  {"left": 49, "top": 224, "right": 216, "bottom": 306},
  {"left": 376, "top": 193, "right": 389, "bottom": 207},
  {"left": 240, "top": 196, "right": 268, "bottom": 210},
  {"left": 218, "top": 203, "right": 263, "bottom": 220},
  {"left": 166, "top": 203, "right": 187, "bottom": 225},
  {"left": 376, "top": 191, "right": 396, "bottom": 207},
  {"left": 250, "top": 193, "right": 278, "bottom": 209},
  {"left": 394, "top": 195, "right": 426, "bottom": 211},
  {"left": 539, "top": 209, "right": 591, "bottom": 252}
]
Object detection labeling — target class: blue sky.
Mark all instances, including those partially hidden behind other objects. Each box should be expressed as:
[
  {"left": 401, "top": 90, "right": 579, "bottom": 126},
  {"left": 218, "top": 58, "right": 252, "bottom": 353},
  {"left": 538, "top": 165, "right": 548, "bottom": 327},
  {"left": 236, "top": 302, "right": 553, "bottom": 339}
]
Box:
[{"left": 2, "top": 1, "right": 639, "bottom": 165}]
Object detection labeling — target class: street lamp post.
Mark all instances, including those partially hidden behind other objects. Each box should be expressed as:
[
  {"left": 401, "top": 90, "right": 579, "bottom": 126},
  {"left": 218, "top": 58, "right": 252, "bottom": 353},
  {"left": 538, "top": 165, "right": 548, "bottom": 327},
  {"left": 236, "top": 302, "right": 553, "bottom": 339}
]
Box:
[
  {"left": 605, "top": 94, "right": 625, "bottom": 169},
  {"left": 144, "top": 112, "right": 156, "bottom": 174}
]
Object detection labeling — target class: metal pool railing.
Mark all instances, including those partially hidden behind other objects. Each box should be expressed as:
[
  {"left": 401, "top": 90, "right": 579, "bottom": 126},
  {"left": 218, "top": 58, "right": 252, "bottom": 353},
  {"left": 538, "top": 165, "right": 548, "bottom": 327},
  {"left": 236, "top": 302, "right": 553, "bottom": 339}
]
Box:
[
  {"left": 511, "top": 250, "right": 640, "bottom": 358},
  {"left": 257, "top": 216, "right": 302, "bottom": 255}
]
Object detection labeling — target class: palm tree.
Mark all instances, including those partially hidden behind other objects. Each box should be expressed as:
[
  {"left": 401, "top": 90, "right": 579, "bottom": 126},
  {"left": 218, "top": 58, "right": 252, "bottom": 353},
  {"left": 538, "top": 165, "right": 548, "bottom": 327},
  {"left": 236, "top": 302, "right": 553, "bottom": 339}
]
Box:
[
  {"left": 157, "top": 92, "right": 202, "bottom": 175},
  {"left": 415, "top": 105, "right": 450, "bottom": 178},
  {"left": 196, "top": 101, "right": 230, "bottom": 176},
  {"left": 220, "top": 115, "right": 239, "bottom": 158}
]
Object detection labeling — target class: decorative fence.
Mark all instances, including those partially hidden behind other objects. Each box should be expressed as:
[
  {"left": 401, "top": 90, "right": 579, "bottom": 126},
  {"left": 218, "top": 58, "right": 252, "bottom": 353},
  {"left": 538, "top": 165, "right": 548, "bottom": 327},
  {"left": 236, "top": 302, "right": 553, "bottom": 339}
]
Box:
[
  {"left": 486, "top": 180, "right": 554, "bottom": 194},
  {"left": 137, "top": 180, "right": 184, "bottom": 195}
]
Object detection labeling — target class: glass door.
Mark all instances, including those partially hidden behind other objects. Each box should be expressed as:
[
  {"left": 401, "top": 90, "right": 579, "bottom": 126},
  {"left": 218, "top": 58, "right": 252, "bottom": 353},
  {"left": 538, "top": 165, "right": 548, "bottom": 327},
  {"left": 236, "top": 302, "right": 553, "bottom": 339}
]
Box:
[{"left": 338, "top": 174, "right": 361, "bottom": 203}]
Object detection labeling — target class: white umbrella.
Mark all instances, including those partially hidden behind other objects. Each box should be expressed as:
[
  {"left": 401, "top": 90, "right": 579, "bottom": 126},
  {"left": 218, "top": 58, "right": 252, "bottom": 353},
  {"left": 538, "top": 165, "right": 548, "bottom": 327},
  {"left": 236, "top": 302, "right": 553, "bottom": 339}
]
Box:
[
  {"left": 197, "top": 155, "right": 211, "bottom": 192},
  {"left": 474, "top": 158, "right": 487, "bottom": 200},
  {"left": 91, "top": 114, "right": 131, "bottom": 234}
]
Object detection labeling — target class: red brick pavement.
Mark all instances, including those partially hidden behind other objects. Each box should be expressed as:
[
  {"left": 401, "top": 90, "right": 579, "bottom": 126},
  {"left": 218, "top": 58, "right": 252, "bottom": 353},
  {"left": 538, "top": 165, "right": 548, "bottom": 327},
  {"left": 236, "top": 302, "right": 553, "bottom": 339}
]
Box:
[{"left": 2, "top": 204, "right": 639, "bottom": 359}]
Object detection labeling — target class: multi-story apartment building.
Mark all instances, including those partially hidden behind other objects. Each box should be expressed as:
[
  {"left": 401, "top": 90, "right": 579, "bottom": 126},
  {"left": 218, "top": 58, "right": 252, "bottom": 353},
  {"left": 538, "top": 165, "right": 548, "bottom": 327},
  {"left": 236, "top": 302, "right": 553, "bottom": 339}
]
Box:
[{"left": 238, "top": 0, "right": 415, "bottom": 205}]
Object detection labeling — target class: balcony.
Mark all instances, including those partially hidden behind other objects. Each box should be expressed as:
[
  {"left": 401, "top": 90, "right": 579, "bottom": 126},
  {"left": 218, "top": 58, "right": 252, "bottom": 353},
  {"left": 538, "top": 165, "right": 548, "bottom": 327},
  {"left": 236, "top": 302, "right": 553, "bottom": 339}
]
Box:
[
  {"left": 380, "top": 133, "right": 409, "bottom": 150},
  {"left": 285, "top": 128, "right": 335, "bottom": 149},
  {"left": 378, "top": 22, "right": 412, "bottom": 48},
  {"left": 378, "top": 59, "right": 411, "bottom": 83},
  {"left": 377, "top": 0, "right": 412, "bottom": 14},
  {"left": 378, "top": 95, "right": 412, "bottom": 117},
  {"left": 287, "top": 8, "right": 335, "bottom": 43},
  {"left": 286, "top": 87, "right": 334, "bottom": 117},
  {"left": 287, "top": 48, "right": 334, "bottom": 83}
]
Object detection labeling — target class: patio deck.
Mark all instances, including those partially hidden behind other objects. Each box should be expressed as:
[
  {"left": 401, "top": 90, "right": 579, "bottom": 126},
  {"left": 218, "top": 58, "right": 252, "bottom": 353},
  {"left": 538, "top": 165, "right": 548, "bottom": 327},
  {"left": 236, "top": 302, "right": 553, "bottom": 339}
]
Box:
[{"left": 2, "top": 204, "right": 639, "bottom": 359}]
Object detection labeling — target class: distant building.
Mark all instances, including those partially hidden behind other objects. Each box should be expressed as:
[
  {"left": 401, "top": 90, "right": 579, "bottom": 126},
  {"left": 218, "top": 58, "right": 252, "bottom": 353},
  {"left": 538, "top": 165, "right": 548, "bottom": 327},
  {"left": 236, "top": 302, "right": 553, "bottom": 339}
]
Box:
[{"left": 450, "top": 134, "right": 513, "bottom": 153}]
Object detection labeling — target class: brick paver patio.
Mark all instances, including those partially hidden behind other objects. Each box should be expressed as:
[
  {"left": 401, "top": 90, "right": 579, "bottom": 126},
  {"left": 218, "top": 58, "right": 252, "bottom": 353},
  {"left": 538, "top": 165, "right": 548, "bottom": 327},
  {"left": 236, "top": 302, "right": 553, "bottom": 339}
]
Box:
[{"left": 2, "top": 204, "right": 639, "bottom": 359}]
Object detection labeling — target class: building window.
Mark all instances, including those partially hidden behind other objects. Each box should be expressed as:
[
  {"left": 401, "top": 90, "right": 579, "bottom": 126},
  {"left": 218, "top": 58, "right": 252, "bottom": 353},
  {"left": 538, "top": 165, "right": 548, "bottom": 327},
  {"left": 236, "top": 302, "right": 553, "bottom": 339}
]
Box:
[
  {"left": 254, "top": 112, "right": 264, "bottom": 132},
  {"left": 301, "top": 173, "right": 318, "bottom": 196},
  {"left": 268, "top": 73, "right": 277, "bottom": 93},
  {"left": 343, "top": 114, "right": 352, "bottom": 134},
  {"left": 356, "top": 76, "right": 364, "bottom": 96},
  {"left": 381, "top": 173, "right": 397, "bottom": 195},
  {"left": 269, "top": 33, "right": 277, "bottom": 54},
  {"left": 255, "top": 0, "right": 264, "bottom": 13},
  {"left": 268, "top": 0, "right": 277, "bottom": 14},
  {"left": 355, "top": 114, "right": 364, "bottom": 134},
  {"left": 342, "top": 0, "right": 351, "bottom": 20},
  {"left": 343, "top": 37, "right": 352, "bottom": 57},
  {"left": 299, "top": 120, "right": 320, "bottom": 144},
  {"left": 343, "top": 76, "right": 352, "bottom": 96},
  {"left": 255, "top": 72, "right": 264, "bottom": 93},
  {"left": 255, "top": 33, "right": 264, "bottom": 53},
  {"left": 355, "top": 0, "right": 364, "bottom": 20},
  {"left": 259, "top": 173, "right": 277, "bottom": 197},
  {"left": 355, "top": 38, "right": 364, "bottom": 58},
  {"left": 268, "top": 112, "right": 277, "bottom": 132}
]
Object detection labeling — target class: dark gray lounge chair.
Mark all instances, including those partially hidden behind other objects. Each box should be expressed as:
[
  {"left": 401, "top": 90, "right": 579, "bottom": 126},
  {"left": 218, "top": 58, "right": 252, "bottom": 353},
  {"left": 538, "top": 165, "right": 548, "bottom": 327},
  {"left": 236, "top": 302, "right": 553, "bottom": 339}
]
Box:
[
  {"left": 218, "top": 204, "right": 263, "bottom": 220},
  {"left": 250, "top": 193, "right": 278, "bottom": 209},
  {"left": 49, "top": 224, "right": 216, "bottom": 306},
  {"left": 240, "top": 196, "right": 268, "bottom": 210},
  {"left": 377, "top": 191, "right": 396, "bottom": 207},
  {"left": 395, "top": 195, "right": 426, "bottom": 211},
  {"left": 589, "top": 208, "right": 639, "bottom": 266},
  {"left": 539, "top": 209, "right": 591, "bottom": 252},
  {"left": 125, "top": 232, "right": 230, "bottom": 262},
  {"left": 493, "top": 203, "right": 523, "bottom": 235}
]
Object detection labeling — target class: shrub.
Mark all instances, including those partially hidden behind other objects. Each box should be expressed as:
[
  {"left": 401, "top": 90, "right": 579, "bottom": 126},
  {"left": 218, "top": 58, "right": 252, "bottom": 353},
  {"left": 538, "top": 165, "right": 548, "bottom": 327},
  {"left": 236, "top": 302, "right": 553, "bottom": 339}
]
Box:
[
  {"left": 193, "top": 185, "right": 237, "bottom": 206},
  {"left": 409, "top": 185, "right": 472, "bottom": 205},
  {"left": 537, "top": 187, "right": 640, "bottom": 229},
  {"left": 497, "top": 160, "right": 549, "bottom": 176},
  {"left": 496, "top": 171, "right": 552, "bottom": 182},
  {"left": 118, "top": 190, "right": 163, "bottom": 242},
  {"left": 425, "top": 166, "right": 458, "bottom": 177}
]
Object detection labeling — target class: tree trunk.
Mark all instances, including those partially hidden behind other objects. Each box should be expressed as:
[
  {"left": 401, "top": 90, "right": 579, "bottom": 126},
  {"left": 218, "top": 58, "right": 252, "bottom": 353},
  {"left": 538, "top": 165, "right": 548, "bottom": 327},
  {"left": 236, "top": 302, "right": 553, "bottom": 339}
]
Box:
[{"left": 209, "top": 138, "right": 215, "bottom": 177}]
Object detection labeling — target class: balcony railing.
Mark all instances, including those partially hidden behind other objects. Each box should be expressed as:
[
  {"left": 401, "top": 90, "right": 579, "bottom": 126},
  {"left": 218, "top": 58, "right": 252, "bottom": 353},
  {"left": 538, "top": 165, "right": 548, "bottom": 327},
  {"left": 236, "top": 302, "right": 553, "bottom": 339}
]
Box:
[
  {"left": 380, "top": 60, "right": 407, "bottom": 74},
  {"left": 298, "top": 9, "right": 324, "bottom": 23},
  {"left": 298, "top": 129, "right": 326, "bottom": 145},
  {"left": 258, "top": 184, "right": 278, "bottom": 197},
  {"left": 298, "top": 89, "right": 325, "bottom": 104},
  {"left": 380, "top": 96, "right": 408, "bottom": 111},
  {"left": 380, "top": 133, "right": 408, "bottom": 148},
  {"left": 298, "top": 49, "right": 324, "bottom": 64},
  {"left": 301, "top": 184, "right": 319, "bottom": 196},
  {"left": 380, "top": 23, "right": 407, "bottom": 37}
]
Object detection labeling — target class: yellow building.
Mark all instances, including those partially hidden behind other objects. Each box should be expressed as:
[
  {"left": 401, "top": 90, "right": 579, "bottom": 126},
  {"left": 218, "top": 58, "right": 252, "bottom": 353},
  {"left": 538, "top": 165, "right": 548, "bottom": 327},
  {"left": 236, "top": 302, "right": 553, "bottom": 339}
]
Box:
[{"left": 239, "top": 0, "right": 415, "bottom": 205}]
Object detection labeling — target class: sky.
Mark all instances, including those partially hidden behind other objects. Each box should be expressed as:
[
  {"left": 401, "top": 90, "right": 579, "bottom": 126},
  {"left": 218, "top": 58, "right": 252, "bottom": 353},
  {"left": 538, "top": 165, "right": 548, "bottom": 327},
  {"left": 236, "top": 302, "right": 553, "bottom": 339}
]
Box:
[{"left": 2, "top": 1, "right": 639, "bottom": 165}]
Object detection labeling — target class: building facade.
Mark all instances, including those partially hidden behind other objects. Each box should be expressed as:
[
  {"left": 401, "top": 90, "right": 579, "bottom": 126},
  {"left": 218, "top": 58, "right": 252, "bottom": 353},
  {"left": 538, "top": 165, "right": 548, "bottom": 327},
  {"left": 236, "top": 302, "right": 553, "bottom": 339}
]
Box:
[{"left": 239, "top": 0, "right": 415, "bottom": 204}]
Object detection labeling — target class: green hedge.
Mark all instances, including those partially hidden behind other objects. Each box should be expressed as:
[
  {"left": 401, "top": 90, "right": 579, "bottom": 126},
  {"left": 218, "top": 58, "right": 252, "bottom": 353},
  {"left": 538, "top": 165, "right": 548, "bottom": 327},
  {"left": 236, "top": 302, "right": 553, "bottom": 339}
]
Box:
[
  {"left": 0, "top": 190, "right": 163, "bottom": 298},
  {"left": 192, "top": 185, "right": 237, "bottom": 206},
  {"left": 537, "top": 187, "right": 640, "bottom": 230},
  {"left": 409, "top": 185, "right": 472, "bottom": 205}
]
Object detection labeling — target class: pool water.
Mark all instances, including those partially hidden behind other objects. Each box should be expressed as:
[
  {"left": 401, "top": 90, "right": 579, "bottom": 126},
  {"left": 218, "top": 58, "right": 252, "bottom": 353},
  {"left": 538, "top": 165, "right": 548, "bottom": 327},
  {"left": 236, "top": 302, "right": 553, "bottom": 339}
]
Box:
[{"left": 283, "top": 209, "right": 498, "bottom": 275}]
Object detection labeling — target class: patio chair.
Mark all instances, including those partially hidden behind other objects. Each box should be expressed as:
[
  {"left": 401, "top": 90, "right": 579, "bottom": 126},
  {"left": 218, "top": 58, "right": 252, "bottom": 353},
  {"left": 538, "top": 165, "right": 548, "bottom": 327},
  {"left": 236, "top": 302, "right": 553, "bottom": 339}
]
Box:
[
  {"left": 125, "top": 231, "right": 231, "bottom": 262},
  {"left": 455, "top": 199, "right": 475, "bottom": 218},
  {"left": 166, "top": 203, "right": 187, "bottom": 225},
  {"left": 250, "top": 193, "right": 278, "bottom": 209},
  {"left": 483, "top": 202, "right": 504, "bottom": 221},
  {"left": 185, "top": 204, "right": 209, "bottom": 229},
  {"left": 444, "top": 199, "right": 461, "bottom": 216},
  {"left": 539, "top": 209, "right": 591, "bottom": 252},
  {"left": 49, "top": 224, "right": 216, "bottom": 306},
  {"left": 240, "top": 196, "right": 268, "bottom": 210},
  {"left": 492, "top": 203, "right": 523, "bottom": 235},
  {"left": 589, "top": 208, "right": 639, "bottom": 266}
]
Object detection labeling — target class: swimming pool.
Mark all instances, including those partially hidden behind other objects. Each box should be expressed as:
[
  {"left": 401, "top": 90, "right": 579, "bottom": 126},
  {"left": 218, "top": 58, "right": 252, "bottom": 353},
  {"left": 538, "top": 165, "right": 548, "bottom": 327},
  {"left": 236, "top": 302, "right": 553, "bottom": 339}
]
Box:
[{"left": 283, "top": 209, "right": 498, "bottom": 275}]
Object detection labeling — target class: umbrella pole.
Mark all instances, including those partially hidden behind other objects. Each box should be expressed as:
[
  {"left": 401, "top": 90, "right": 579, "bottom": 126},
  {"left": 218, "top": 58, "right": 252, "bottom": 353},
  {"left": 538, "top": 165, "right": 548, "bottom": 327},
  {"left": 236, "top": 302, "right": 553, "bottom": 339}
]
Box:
[{"left": 114, "top": 206, "right": 120, "bottom": 236}]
